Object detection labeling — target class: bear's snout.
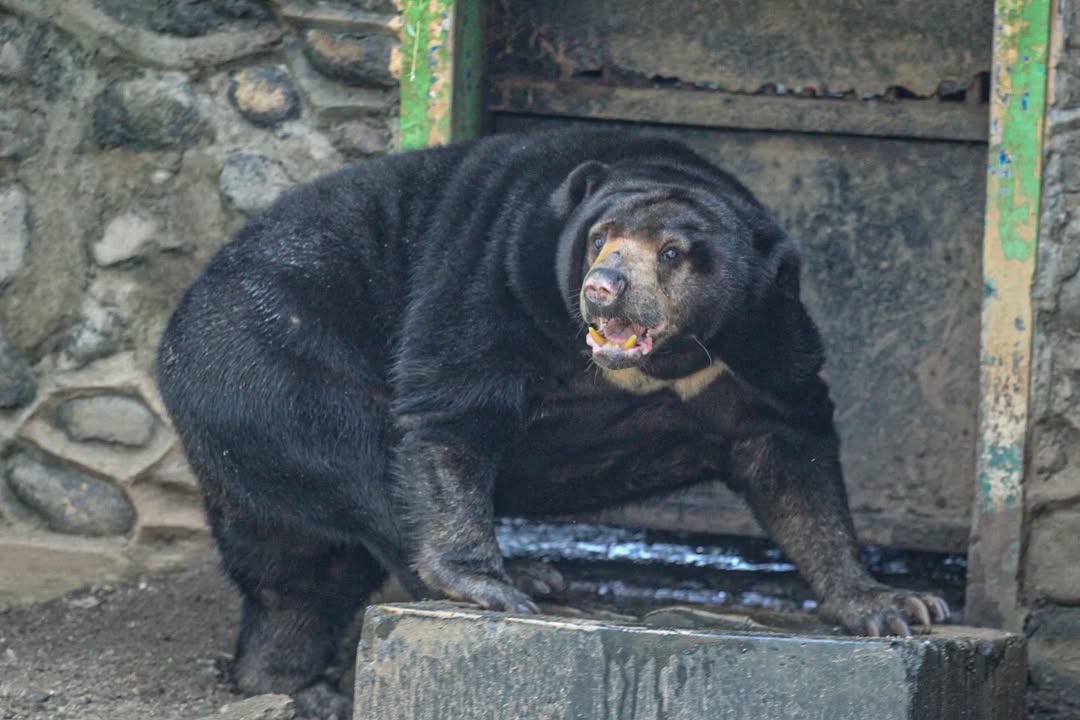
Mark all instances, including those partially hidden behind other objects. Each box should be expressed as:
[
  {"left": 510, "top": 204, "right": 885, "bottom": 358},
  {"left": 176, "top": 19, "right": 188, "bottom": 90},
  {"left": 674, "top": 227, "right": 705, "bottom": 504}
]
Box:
[{"left": 583, "top": 268, "right": 628, "bottom": 309}]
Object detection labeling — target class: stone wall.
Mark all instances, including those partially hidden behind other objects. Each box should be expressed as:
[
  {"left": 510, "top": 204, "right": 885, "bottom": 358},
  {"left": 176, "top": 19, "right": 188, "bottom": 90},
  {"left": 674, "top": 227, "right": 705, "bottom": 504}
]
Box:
[
  {"left": 1026, "top": 0, "right": 1080, "bottom": 715},
  {"left": 0, "top": 0, "right": 401, "bottom": 604}
]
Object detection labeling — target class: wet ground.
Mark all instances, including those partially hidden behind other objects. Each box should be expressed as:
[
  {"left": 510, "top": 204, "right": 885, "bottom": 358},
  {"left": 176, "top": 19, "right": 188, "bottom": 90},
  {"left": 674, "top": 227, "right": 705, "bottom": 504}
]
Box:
[
  {"left": 497, "top": 517, "right": 968, "bottom": 619},
  {"left": 0, "top": 518, "right": 1005, "bottom": 720}
]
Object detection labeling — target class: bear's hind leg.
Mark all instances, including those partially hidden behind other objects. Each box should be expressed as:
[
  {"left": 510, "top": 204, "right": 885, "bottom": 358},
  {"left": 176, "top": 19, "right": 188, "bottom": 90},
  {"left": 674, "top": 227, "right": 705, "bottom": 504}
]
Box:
[{"left": 221, "top": 526, "right": 387, "bottom": 720}]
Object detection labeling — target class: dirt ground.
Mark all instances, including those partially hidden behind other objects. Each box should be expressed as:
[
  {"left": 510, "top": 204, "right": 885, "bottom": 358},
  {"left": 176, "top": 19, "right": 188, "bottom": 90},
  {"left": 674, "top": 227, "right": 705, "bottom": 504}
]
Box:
[{"left": 0, "top": 549, "right": 242, "bottom": 720}]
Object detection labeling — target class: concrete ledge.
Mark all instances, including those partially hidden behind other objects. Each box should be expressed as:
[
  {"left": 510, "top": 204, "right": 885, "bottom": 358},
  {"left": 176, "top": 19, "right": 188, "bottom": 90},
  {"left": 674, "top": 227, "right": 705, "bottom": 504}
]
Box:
[
  {"left": 0, "top": 531, "right": 129, "bottom": 607},
  {"left": 355, "top": 603, "right": 1026, "bottom": 720}
]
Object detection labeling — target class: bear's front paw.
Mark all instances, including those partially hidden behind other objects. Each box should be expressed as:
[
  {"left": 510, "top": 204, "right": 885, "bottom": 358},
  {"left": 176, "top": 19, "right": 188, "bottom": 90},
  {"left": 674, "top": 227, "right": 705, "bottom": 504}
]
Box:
[
  {"left": 506, "top": 559, "right": 567, "bottom": 598},
  {"left": 819, "top": 583, "right": 950, "bottom": 637},
  {"left": 418, "top": 558, "right": 540, "bottom": 614}
]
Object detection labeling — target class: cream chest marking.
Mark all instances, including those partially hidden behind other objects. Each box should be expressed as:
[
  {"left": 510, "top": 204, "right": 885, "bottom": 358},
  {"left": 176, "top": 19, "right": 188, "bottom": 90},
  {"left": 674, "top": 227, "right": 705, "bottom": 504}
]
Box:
[{"left": 600, "top": 361, "right": 730, "bottom": 401}]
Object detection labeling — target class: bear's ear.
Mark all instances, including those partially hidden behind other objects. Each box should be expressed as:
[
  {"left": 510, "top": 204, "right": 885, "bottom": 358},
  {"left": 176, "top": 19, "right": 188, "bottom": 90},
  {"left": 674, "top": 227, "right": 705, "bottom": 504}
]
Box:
[
  {"left": 549, "top": 161, "right": 609, "bottom": 218},
  {"left": 552, "top": 161, "right": 608, "bottom": 318},
  {"left": 771, "top": 245, "right": 802, "bottom": 300}
]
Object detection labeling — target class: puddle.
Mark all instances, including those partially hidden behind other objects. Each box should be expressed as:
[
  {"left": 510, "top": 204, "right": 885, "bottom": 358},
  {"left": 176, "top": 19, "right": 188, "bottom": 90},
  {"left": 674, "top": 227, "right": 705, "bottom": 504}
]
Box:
[
  {"left": 497, "top": 518, "right": 795, "bottom": 572},
  {"left": 496, "top": 517, "right": 967, "bottom": 622}
]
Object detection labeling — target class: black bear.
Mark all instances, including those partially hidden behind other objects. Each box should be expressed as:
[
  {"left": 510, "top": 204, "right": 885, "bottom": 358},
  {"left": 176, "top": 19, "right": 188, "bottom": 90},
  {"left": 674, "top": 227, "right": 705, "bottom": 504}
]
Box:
[{"left": 157, "top": 128, "right": 949, "bottom": 718}]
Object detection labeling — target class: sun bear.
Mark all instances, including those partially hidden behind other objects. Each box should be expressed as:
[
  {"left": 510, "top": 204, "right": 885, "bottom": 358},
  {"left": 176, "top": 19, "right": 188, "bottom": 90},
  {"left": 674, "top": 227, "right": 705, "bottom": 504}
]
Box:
[{"left": 156, "top": 128, "right": 949, "bottom": 719}]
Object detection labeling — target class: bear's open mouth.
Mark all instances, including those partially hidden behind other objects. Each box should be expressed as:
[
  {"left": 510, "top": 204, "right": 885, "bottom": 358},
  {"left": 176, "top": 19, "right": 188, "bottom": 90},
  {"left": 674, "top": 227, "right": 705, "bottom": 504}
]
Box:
[{"left": 585, "top": 319, "right": 666, "bottom": 368}]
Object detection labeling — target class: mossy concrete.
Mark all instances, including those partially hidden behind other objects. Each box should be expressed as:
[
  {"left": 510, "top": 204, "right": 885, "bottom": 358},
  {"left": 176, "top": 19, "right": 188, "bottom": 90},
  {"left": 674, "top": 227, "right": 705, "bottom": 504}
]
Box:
[{"left": 355, "top": 603, "right": 1026, "bottom": 720}]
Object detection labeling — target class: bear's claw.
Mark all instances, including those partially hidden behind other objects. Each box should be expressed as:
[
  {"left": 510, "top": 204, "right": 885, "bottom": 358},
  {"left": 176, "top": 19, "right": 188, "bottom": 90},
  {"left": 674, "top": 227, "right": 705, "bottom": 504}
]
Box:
[{"left": 820, "top": 583, "right": 951, "bottom": 637}]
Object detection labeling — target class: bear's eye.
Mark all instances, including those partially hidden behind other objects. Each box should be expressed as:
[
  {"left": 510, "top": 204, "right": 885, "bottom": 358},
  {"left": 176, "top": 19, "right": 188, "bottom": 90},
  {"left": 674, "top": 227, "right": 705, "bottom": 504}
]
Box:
[
  {"left": 591, "top": 232, "right": 606, "bottom": 250},
  {"left": 660, "top": 246, "right": 681, "bottom": 261}
]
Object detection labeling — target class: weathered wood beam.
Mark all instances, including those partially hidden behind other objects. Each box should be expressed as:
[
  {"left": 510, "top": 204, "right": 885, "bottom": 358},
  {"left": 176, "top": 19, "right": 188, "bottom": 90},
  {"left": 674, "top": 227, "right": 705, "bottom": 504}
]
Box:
[{"left": 489, "top": 78, "right": 989, "bottom": 142}]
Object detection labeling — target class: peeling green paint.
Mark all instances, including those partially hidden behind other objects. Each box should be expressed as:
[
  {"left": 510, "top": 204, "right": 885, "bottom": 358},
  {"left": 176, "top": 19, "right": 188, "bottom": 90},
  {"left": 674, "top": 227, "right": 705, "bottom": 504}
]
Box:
[
  {"left": 399, "top": 0, "right": 446, "bottom": 150},
  {"left": 977, "top": 443, "right": 1023, "bottom": 515},
  {"left": 989, "top": 0, "right": 1050, "bottom": 262},
  {"left": 985, "top": 444, "right": 1023, "bottom": 475},
  {"left": 399, "top": 0, "right": 483, "bottom": 151},
  {"left": 977, "top": 0, "right": 1050, "bottom": 516}
]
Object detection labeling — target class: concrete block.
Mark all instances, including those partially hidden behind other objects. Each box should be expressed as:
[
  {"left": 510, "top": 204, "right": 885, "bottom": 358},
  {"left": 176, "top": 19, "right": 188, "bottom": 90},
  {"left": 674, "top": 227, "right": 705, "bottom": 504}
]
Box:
[
  {"left": 203, "top": 694, "right": 295, "bottom": 720},
  {"left": 355, "top": 603, "right": 1026, "bottom": 720}
]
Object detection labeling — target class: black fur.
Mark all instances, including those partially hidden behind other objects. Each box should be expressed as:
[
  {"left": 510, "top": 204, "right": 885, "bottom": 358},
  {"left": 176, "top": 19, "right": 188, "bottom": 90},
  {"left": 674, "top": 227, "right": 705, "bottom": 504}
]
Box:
[{"left": 157, "top": 129, "right": 948, "bottom": 718}]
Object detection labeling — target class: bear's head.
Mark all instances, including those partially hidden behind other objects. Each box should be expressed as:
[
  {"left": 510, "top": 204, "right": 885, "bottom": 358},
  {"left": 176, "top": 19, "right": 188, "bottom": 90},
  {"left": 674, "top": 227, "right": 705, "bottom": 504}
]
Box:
[{"left": 553, "top": 154, "right": 798, "bottom": 377}]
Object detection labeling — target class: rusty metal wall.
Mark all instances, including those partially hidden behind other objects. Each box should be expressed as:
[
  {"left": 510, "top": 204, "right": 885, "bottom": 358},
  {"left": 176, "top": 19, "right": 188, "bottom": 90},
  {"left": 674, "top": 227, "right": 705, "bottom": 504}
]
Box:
[{"left": 488, "top": 0, "right": 992, "bottom": 553}]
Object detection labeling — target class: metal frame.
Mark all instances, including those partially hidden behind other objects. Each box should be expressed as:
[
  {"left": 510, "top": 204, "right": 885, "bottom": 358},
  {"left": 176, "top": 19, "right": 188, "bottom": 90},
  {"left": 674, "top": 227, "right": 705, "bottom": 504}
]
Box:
[
  {"left": 398, "top": 0, "right": 1055, "bottom": 632},
  {"left": 966, "top": 0, "right": 1052, "bottom": 631}
]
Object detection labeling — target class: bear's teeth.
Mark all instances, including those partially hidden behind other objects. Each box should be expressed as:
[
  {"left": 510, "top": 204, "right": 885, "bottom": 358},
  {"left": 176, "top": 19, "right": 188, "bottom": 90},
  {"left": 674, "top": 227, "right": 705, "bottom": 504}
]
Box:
[
  {"left": 623, "top": 335, "right": 637, "bottom": 350},
  {"left": 588, "top": 327, "right": 606, "bottom": 345}
]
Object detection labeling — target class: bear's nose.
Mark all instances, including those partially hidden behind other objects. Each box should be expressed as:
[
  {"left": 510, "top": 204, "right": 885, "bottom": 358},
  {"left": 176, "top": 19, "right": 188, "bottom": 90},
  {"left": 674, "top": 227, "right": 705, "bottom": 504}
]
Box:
[{"left": 583, "top": 268, "right": 628, "bottom": 307}]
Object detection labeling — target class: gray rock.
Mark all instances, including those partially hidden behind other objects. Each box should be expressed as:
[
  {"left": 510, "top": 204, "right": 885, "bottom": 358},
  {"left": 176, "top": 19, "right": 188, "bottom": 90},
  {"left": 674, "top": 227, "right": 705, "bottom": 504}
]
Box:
[
  {"left": 19, "top": 0, "right": 284, "bottom": 70},
  {"left": 0, "top": 334, "right": 35, "bottom": 409},
  {"left": 330, "top": 118, "right": 389, "bottom": 158},
  {"left": 1027, "top": 507, "right": 1080, "bottom": 604},
  {"left": 93, "top": 74, "right": 207, "bottom": 151},
  {"left": 0, "top": 463, "right": 41, "bottom": 526},
  {"left": 92, "top": 212, "right": 160, "bottom": 267},
  {"left": 59, "top": 300, "right": 129, "bottom": 369},
  {"left": 54, "top": 394, "right": 157, "bottom": 448},
  {"left": 0, "top": 108, "right": 43, "bottom": 160},
  {"left": 0, "top": 183, "right": 30, "bottom": 288},
  {"left": 0, "top": 13, "right": 84, "bottom": 96},
  {"left": 301, "top": 29, "right": 398, "bottom": 88},
  {"left": 0, "top": 14, "right": 28, "bottom": 82},
  {"left": 97, "top": 0, "right": 275, "bottom": 38},
  {"left": 228, "top": 66, "right": 301, "bottom": 127},
  {"left": 345, "top": 0, "right": 398, "bottom": 11},
  {"left": 5, "top": 455, "right": 135, "bottom": 536},
  {"left": 1058, "top": 131, "right": 1080, "bottom": 195},
  {"left": 219, "top": 151, "right": 291, "bottom": 215},
  {"left": 275, "top": 1, "right": 399, "bottom": 32},
  {"left": 1057, "top": 70, "right": 1080, "bottom": 112},
  {"left": 1060, "top": 269, "right": 1080, "bottom": 333},
  {"left": 286, "top": 40, "right": 391, "bottom": 124},
  {"left": 150, "top": 0, "right": 275, "bottom": 38},
  {"left": 207, "top": 694, "right": 295, "bottom": 720},
  {"left": 1028, "top": 607, "right": 1080, "bottom": 702}
]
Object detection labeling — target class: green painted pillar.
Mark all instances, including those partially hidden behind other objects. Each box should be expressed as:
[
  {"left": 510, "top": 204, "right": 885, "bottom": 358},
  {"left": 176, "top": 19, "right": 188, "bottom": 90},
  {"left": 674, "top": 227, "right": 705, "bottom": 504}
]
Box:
[
  {"left": 398, "top": 0, "right": 485, "bottom": 150},
  {"left": 966, "top": 0, "right": 1052, "bottom": 631}
]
